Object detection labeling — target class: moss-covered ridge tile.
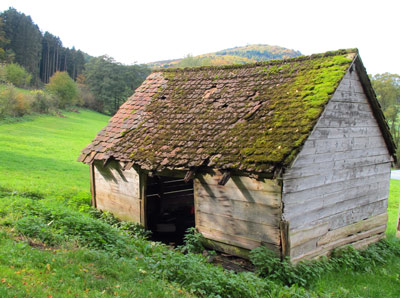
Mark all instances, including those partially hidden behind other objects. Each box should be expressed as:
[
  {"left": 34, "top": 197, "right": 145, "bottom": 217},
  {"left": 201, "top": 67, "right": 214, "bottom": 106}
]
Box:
[{"left": 80, "top": 49, "right": 357, "bottom": 174}]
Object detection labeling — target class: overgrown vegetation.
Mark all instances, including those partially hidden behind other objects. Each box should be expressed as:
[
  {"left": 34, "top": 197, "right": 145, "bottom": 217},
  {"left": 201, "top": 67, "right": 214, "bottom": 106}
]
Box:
[
  {"left": 0, "top": 8, "right": 151, "bottom": 117},
  {"left": 1, "top": 101, "right": 400, "bottom": 297},
  {"left": 0, "top": 192, "right": 311, "bottom": 297},
  {"left": 249, "top": 239, "right": 400, "bottom": 288}
]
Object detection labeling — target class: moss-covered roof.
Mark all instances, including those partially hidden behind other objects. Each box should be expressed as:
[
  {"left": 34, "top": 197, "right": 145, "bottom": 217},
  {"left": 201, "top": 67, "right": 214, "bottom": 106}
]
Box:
[{"left": 79, "top": 49, "right": 386, "bottom": 174}]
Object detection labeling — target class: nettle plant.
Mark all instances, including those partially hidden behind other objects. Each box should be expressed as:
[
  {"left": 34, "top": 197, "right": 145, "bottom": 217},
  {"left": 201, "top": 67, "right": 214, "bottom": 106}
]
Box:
[{"left": 249, "top": 240, "right": 400, "bottom": 287}]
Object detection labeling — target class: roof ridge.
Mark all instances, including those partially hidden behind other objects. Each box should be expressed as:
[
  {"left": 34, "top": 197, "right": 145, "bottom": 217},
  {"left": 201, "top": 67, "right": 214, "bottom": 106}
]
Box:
[{"left": 155, "top": 48, "right": 358, "bottom": 73}]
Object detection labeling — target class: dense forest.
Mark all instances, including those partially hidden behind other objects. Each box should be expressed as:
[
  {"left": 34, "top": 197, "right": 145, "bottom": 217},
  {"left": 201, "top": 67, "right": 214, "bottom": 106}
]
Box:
[
  {"left": 0, "top": 8, "right": 86, "bottom": 84},
  {"left": 0, "top": 7, "right": 151, "bottom": 115}
]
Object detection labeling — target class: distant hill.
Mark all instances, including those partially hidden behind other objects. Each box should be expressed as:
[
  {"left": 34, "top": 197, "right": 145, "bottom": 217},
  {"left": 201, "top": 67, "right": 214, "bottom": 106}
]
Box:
[{"left": 148, "top": 44, "right": 302, "bottom": 69}]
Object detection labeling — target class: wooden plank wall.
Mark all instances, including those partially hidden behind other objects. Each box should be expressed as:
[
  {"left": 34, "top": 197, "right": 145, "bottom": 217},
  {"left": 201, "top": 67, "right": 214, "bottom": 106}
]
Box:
[
  {"left": 282, "top": 67, "right": 392, "bottom": 262},
  {"left": 194, "top": 171, "right": 282, "bottom": 253},
  {"left": 93, "top": 160, "right": 142, "bottom": 222}
]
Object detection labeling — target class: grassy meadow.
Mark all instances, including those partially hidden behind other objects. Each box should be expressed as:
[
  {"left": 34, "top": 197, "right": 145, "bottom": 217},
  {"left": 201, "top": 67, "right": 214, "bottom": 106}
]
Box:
[
  {"left": 0, "top": 110, "right": 400, "bottom": 297},
  {"left": 0, "top": 109, "right": 109, "bottom": 196}
]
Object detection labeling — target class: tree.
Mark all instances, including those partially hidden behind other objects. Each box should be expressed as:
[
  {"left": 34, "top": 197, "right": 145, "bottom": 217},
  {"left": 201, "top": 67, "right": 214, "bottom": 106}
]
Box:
[
  {"left": 177, "top": 54, "right": 212, "bottom": 67},
  {"left": 4, "top": 63, "right": 32, "bottom": 87},
  {"left": 45, "top": 71, "right": 78, "bottom": 109},
  {"left": 0, "top": 16, "right": 14, "bottom": 63},
  {"left": 371, "top": 73, "right": 400, "bottom": 164},
  {"left": 1, "top": 8, "right": 42, "bottom": 84},
  {"left": 84, "top": 56, "right": 150, "bottom": 114}
]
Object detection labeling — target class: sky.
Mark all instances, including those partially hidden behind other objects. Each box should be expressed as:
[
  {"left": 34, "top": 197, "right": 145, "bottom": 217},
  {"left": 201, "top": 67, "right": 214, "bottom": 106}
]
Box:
[{"left": 0, "top": 0, "right": 399, "bottom": 75}]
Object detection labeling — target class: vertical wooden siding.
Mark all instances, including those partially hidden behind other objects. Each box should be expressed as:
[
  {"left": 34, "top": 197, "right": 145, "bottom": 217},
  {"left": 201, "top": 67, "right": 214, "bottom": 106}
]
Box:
[
  {"left": 94, "top": 160, "right": 142, "bottom": 222},
  {"left": 282, "top": 68, "right": 392, "bottom": 262},
  {"left": 194, "top": 171, "right": 282, "bottom": 253}
]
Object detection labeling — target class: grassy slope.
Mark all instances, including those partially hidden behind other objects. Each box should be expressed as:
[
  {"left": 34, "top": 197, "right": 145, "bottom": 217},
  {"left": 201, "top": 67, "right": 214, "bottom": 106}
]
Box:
[
  {"left": 0, "top": 109, "right": 109, "bottom": 196},
  {"left": 0, "top": 110, "right": 399, "bottom": 297},
  {"left": 0, "top": 110, "right": 190, "bottom": 297},
  {"left": 313, "top": 180, "right": 400, "bottom": 297}
]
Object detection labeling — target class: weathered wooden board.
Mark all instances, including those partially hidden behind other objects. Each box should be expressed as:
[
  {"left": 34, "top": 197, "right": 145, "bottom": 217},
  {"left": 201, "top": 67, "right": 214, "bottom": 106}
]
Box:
[
  {"left": 291, "top": 225, "right": 386, "bottom": 260},
  {"left": 290, "top": 222, "right": 329, "bottom": 248},
  {"left": 284, "top": 186, "right": 389, "bottom": 221},
  {"left": 194, "top": 173, "right": 282, "bottom": 253},
  {"left": 198, "top": 225, "right": 279, "bottom": 253},
  {"left": 289, "top": 213, "right": 387, "bottom": 257},
  {"left": 317, "top": 213, "right": 387, "bottom": 245},
  {"left": 300, "top": 136, "right": 387, "bottom": 153},
  {"left": 294, "top": 147, "right": 389, "bottom": 166},
  {"left": 202, "top": 238, "right": 251, "bottom": 259},
  {"left": 289, "top": 199, "right": 387, "bottom": 231},
  {"left": 284, "top": 156, "right": 391, "bottom": 180},
  {"left": 198, "top": 173, "right": 281, "bottom": 193},
  {"left": 195, "top": 195, "right": 281, "bottom": 226},
  {"left": 284, "top": 162, "right": 390, "bottom": 193},
  {"left": 331, "top": 90, "right": 370, "bottom": 103},
  {"left": 283, "top": 174, "right": 389, "bottom": 206},
  {"left": 194, "top": 181, "right": 281, "bottom": 208},
  {"left": 316, "top": 116, "right": 381, "bottom": 128},
  {"left": 94, "top": 160, "right": 141, "bottom": 222},
  {"left": 308, "top": 126, "right": 383, "bottom": 140},
  {"left": 196, "top": 211, "right": 281, "bottom": 245},
  {"left": 291, "top": 232, "right": 385, "bottom": 263}
]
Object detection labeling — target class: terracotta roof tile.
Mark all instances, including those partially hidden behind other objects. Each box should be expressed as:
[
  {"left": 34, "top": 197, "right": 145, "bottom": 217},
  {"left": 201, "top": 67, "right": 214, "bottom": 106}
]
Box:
[{"left": 79, "top": 49, "right": 381, "bottom": 174}]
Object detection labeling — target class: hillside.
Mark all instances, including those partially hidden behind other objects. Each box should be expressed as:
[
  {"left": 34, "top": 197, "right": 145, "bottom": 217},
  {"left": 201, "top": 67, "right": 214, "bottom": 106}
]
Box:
[
  {"left": 148, "top": 44, "right": 302, "bottom": 68},
  {"left": 0, "top": 111, "right": 400, "bottom": 296}
]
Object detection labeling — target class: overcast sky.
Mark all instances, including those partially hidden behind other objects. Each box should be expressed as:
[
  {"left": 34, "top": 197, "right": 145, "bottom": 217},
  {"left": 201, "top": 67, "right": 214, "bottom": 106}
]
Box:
[{"left": 1, "top": 0, "right": 399, "bottom": 75}]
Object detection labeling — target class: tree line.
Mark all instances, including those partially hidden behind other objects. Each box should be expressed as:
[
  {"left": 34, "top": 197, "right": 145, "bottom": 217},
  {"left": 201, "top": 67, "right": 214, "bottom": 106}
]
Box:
[
  {"left": 0, "top": 8, "right": 86, "bottom": 85},
  {"left": 370, "top": 73, "right": 400, "bottom": 165},
  {"left": 0, "top": 7, "right": 151, "bottom": 115}
]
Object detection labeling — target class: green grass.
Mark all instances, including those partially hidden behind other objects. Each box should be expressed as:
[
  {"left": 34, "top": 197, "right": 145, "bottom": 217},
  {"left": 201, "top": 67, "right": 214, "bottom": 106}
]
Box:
[
  {"left": 0, "top": 109, "right": 109, "bottom": 196},
  {"left": 0, "top": 232, "right": 186, "bottom": 297},
  {"left": 0, "top": 110, "right": 399, "bottom": 297},
  {"left": 387, "top": 179, "right": 400, "bottom": 237}
]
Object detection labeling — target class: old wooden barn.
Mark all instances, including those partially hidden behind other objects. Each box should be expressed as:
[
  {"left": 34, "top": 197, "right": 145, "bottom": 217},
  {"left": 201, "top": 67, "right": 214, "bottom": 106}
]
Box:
[{"left": 79, "top": 49, "right": 396, "bottom": 262}]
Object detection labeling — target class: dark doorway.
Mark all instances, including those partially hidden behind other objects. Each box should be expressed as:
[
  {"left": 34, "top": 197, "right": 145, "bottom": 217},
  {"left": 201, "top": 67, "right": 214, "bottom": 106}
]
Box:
[{"left": 145, "top": 175, "right": 195, "bottom": 245}]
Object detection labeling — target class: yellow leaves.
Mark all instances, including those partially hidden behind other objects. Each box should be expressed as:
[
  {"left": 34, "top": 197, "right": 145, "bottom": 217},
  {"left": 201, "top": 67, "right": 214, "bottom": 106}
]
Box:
[{"left": 45, "top": 263, "right": 51, "bottom": 271}]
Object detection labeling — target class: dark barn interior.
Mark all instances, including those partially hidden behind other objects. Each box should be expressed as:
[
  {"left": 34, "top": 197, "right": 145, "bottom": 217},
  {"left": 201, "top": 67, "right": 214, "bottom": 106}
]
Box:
[{"left": 145, "top": 175, "right": 195, "bottom": 245}]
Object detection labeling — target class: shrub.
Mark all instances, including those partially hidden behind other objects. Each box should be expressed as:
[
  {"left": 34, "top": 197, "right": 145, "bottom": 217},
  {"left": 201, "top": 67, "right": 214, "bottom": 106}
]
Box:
[
  {"left": 30, "top": 90, "right": 56, "bottom": 113},
  {"left": 90, "top": 208, "right": 151, "bottom": 239},
  {"left": 0, "top": 85, "right": 32, "bottom": 117},
  {"left": 4, "top": 63, "right": 32, "bottom": 87},
  {"left": 0, "top": 64, "right": 6, "bottom": 83},
  {"left": 250, "top": 239, "right": 400, "bottom": 287},
  {"left": 179, "top": 227, "right": 205, "bottom": 254},
  {"left": 45, "top": 71, "right": 78, "bottom": 109},
  {"left": 78, "top": 84, "right": 103, "bottom": 112}
]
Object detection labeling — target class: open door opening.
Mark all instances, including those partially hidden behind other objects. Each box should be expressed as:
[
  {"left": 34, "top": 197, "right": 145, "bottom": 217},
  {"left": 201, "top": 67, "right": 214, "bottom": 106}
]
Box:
[{"left": 145, "top": 175, "right": 195, "bottom": 246}]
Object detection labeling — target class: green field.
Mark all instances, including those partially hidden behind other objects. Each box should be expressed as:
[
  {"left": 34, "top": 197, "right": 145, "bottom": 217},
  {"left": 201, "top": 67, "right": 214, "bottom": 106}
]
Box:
[
  {"left": 0, "top": 109, "right": 109, "bottom": 196},
  {"left": 0, "top": 110, "right": 400, "bottom": 297}
]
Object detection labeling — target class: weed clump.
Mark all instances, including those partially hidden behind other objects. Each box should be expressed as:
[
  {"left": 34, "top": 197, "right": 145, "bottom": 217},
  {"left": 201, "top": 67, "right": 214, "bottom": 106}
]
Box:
[{"left": 249, "top": 239, "right": 400, "bottom": 287}]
